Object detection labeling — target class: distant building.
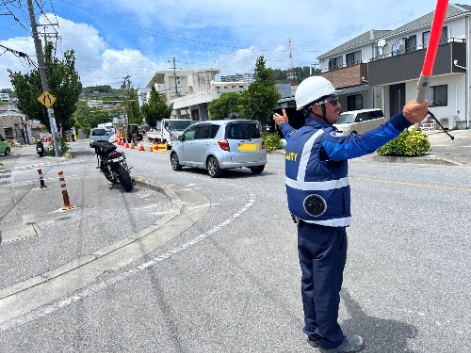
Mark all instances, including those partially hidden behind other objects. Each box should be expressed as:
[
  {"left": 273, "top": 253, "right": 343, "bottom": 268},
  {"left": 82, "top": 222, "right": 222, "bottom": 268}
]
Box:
[
  {"left": 137, "top": 88, "right": 150, "bottom": 107},
  {"left": 145, "top": 67, "right": 221, "bottom": 119},
  {"left": 171, "top": 80, "right": 250, "bottom": 121},
  {"left": 87, "top": 101, "right": 104, "bottom": 109},
  {"left": 220, "top": 73, "right": 255, "bottom": 83}
]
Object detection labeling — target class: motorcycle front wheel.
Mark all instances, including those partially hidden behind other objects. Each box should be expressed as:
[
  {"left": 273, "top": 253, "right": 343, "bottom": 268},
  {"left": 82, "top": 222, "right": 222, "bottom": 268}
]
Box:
[{"left": 116, "top": 165, "right": 133, "bottom": 192}]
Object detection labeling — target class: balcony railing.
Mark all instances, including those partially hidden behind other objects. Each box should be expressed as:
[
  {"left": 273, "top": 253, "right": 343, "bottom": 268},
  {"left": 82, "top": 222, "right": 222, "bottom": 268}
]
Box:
[
  {"left": 370, "top": 38, "right": 465, "bottom": 62},
  {"left": 368, "top": 39, "right": 466, "bottom": 86}
]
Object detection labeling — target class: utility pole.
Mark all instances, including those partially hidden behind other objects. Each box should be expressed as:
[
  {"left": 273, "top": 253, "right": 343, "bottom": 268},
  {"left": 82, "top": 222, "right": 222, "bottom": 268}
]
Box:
[
  {"left": 122, "top": 74, "right": 131, "bottom": 141},
  {"left": 168, "top": 57, "right": 181, "bottom": 98},
  {"left": 26, "top": 0, "right": 61, "bottom": 156}
]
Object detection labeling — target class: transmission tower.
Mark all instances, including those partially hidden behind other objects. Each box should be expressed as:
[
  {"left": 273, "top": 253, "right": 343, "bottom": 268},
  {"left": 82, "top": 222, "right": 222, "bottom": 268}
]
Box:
[{"left": 287, "top": 38, "right": 297, "bottom": 85}]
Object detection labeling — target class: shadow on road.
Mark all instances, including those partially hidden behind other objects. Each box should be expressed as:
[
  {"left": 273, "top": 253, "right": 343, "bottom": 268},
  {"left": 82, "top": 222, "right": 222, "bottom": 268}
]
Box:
[
  {"left": 341, "top": 289, "right": 418, "bottom": 353},
  {"left": 178, "top": 167, "right": 276, "bottom": 179}
]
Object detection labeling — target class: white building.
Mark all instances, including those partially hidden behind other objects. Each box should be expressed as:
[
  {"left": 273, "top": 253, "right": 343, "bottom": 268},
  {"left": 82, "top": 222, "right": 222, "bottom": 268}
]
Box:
[
  {"left": 137, "top": 88, "right": 150, "bottom": 107},
  {"left": 171, "top": 80, "right": 250, "bottom": 120},
  {"left": 145, "top": 68, "right": 221, "bottom": 119},
  {"left": 316, "top": 3, "right": 471, "bottom": 129}
]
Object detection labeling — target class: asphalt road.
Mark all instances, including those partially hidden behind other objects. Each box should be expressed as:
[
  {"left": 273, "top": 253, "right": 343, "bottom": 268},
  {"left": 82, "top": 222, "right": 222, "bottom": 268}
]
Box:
[{"left": 1, "top": 139, "right": 470, "bottom": 353}]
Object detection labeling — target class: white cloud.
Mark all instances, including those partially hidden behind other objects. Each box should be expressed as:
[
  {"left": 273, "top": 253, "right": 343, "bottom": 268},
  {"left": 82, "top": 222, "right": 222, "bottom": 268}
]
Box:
[{"left": 0, "top": 14, "right": 167, "bottom": 89}]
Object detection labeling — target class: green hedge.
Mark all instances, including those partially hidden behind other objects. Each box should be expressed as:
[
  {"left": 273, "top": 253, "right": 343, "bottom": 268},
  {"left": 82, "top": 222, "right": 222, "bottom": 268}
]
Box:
[
  {"left": 262, "top": 132, "right": 283, "bottom": 152},
  {"left": 377, "top": 129, "right": 431, "bottom": 156}
]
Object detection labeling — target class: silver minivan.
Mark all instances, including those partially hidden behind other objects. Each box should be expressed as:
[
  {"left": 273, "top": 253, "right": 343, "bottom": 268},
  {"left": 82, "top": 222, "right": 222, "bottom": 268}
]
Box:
[
  {"left": 334, "top": 109, "right": 385, "bottom": 135},
  {"left": 170, "top": 120, "right": 267, "bottom": 177}
]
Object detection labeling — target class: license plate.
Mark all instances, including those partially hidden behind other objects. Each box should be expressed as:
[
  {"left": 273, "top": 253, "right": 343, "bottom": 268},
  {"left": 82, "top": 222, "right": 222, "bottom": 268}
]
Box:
[
  {"left": 237, "top": 143, "right": 260, "bottom": 152},
  {"left": 112, "top": 157, "right": 124, "bottom": 163}
]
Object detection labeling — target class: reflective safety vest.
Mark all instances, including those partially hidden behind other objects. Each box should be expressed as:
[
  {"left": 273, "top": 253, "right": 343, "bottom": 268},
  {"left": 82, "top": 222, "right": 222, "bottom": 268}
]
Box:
[{"left": 285, "top": 126, "right": 351, "bottom": 227}]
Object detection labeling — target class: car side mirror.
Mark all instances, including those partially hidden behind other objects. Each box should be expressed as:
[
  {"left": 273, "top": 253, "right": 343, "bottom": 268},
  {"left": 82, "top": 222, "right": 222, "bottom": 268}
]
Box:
[{"left": 178, "top": 135, "right": 183, "bottom": 142}]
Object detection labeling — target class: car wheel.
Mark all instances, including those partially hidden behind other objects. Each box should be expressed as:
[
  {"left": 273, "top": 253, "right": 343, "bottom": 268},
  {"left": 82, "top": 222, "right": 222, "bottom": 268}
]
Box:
[
  {"left": 171, "top": 152, "right": 182, "bottom": 171},
  {"left": 207, "top": 156, "right": 222, "bottom": 178},
  {"left": 4, "top": 147, "right": 10, "bottom": 156},
  {"left": 250, "top": 165, "right": 265, "bottom": 174}
]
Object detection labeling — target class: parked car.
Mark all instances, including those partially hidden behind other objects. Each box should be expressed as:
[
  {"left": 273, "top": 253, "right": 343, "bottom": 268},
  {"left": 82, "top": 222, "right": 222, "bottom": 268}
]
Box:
[
  {"left": 333, "top": 108, "right": 386, "bottom": 135},
  {"left": 0, "top": 134, "right": 10, "bottom": 156},
  {"left": 89, "top": 128, "right": 109, "bottom": 147},
  {"left": 170, "top": 120, "right": 267, "bottom": 178}
]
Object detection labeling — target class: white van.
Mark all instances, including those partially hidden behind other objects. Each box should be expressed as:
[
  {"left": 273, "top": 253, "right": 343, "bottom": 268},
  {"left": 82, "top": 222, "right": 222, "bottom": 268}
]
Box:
[
  {"left": 334, "top": 109, "right": 385, "bottom": 135},
  {"left": 0, "top": 93, "right": 10, "bottom": 102}
]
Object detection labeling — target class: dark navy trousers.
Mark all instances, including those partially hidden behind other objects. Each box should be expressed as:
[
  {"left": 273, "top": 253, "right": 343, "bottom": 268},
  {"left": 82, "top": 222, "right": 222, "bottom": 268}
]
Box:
[{"left": 298, "top": 222, "right": 347, "bottom": 350}]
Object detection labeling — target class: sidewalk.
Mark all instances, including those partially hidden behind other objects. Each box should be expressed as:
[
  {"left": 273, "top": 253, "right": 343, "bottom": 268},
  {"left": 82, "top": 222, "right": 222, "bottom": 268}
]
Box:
[
  {"left": 0, "top": 145, "right": 173, "bottom": 288},
  {"left": 270, "top": 130, "right": 471, "bottom": 166}
]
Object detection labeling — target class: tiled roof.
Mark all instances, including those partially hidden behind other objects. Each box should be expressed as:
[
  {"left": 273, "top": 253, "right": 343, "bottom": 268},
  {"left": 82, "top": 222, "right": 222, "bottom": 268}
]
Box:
[
  {"left": 318, "top": 30, "right": 391, "bottom": 60},
  {"left": 384, "top": 3, "right": 471, "bottom": 38}
]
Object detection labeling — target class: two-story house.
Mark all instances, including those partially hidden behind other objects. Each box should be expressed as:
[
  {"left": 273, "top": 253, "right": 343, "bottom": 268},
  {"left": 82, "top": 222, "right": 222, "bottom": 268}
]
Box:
[{"left": 317, "top": 3, "right": 471, "bottom": 129}]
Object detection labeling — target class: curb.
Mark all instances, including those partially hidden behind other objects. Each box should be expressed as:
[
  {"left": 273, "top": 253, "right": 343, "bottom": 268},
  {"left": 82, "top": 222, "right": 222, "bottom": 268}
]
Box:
[
  {"left": 0, "top": 178, "right": 210, "bottom": 325},
  {"left": 355, "top": 154, "right": 464, "bottom": 166},
  {"left": 268, "top": 148, "right": 465, "bottom": 166}
]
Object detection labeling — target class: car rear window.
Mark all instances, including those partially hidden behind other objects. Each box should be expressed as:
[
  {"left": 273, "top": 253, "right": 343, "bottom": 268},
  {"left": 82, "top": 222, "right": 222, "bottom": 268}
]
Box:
[
  {"left": 92, "top": 129, "right": 106, "bottom": 136},
  {"left": 225, "top": 123, "right": 260, "bottom": 139}
]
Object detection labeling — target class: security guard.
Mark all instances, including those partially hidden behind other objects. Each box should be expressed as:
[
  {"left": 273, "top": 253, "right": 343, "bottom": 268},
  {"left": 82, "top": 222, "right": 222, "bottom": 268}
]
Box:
[{"left": 273, "top": 76, "right": 428, "bottom": 353}]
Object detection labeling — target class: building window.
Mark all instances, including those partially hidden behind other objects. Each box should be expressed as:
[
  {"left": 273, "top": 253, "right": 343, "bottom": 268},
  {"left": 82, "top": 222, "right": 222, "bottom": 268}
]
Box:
[
  {"left": 423, "top": 26, "right": 447, "bottom": 48},
  {"left": 405, "top": 35, "right": 416, "bottom": 52},
  {"left": 346, "top": 51, "right": 362, "bottom": 66},
  {"left": 329, "top": 56, "right": 343, "bottom": 71},
  {"left": 347, "top": 94, "right": 363, "bottom": 111},
  {"left": 429, "top": 85, "right": 447, "bottom": 107}
]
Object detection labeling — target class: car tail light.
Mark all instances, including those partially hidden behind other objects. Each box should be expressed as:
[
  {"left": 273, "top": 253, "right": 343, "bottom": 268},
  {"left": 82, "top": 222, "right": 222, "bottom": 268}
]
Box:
[
  {"left": 112, "top": 152, "right": 121, "bottom": 157},
  {"left": 217, "top": 139, "right": 230, "bottom": 151},
  {"left": 262, "top": 139, "right": 265, "bottom": 150}
]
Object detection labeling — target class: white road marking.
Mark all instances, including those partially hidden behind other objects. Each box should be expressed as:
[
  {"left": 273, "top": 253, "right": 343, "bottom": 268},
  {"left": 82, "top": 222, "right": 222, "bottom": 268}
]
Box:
[{"left": 0, "top": 192, "right": 256, "bottom": 333}]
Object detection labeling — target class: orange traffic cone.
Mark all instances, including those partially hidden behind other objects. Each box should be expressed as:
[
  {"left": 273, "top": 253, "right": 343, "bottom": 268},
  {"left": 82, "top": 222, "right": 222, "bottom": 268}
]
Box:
[
  {"left": 150, "top": 145, "right": 153, "bottom": 152},
  {"left": 125, "top": 139, "right": 129, "bottom": 148},
  {"left": 139, "top": 140, "right": 145, "bottom": 151},
  {"left": 130, "top": 140, "right": 134, "bottom": 149}
]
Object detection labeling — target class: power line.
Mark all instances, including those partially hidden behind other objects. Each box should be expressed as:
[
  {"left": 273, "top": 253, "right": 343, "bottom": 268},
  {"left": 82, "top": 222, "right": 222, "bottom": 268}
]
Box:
[
  {"left": 56, "top": 0, "right": 288, "bottom": 56},
  {"left": 0, "top": 43, "right": 37, "bottom": 67}
]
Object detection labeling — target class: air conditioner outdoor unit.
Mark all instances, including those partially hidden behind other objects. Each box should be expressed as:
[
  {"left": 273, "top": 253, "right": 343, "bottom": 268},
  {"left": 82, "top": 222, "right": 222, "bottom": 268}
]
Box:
[{"left": 439, "top": 117, "right": 456, "bottom": 130}]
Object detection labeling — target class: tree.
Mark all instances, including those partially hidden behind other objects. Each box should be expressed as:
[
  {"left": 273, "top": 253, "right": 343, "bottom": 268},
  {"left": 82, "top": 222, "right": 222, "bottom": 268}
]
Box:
[
  {"left": 141, "top": 87, "right": 173, "bottom": 128},
  {"left": 8, "top": 42, "right": 82, "bottom": 131},
  {"left": 208, "top": 92, "right": 242, "bottom": 120},
  {"left": 239, "top": 55, "right": 281, "bottom": 123}
]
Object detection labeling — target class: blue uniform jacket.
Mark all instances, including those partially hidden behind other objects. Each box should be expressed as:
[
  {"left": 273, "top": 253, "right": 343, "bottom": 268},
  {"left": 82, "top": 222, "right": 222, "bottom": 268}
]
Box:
[{"left": 281, "top": 113, "right": 411, "bottom": 227}]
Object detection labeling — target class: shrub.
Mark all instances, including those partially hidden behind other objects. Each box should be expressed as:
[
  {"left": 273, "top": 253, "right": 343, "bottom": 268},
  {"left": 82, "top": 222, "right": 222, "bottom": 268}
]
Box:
[
  {"left": 262, "top": 131, "right": 283, "bottom": 151},
  {"left": 47, "top": 136, "right": 72, "bottom": 156},
  {"left": 377, "top": 129, "right": 431, "bottom": 156}
]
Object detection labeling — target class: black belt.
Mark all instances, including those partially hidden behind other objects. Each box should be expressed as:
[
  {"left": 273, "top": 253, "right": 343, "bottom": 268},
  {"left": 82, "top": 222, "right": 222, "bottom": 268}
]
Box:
[{"left": 290, "top": 212, "right": 305, "bottom": 226}]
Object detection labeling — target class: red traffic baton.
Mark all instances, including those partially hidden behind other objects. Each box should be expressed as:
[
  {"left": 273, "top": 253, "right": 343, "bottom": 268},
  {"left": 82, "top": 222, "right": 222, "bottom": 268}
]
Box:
[
  {"left": 415, "top": 0, "right": 454, "bottom": 140},
  {"left": 416, "top": 0, "right": 449, "bottom": 103}
]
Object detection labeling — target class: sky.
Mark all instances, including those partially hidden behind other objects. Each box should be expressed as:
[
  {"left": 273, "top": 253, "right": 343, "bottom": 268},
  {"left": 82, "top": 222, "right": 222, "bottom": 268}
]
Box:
[{"left": 1, "top": 0, "right": 471, "bottom": 90}]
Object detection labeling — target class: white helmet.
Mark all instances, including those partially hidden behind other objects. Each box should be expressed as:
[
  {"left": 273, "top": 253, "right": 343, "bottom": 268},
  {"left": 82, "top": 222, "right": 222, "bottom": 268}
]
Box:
[{"left": 295, "top": 76, "right": 342, "bottom": 111}]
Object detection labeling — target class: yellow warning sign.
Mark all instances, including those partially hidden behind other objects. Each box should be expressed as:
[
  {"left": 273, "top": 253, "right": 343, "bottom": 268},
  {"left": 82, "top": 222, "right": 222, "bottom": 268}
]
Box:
[{"left": 37, "top": 91, "right": 57, "bottom": 108}]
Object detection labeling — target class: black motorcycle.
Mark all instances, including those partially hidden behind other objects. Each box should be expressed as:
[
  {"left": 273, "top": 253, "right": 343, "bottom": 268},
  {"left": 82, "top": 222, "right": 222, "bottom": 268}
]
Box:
[
  {"left": 91, "top": 141, "right": 134, "bottom": 192},
  {"left": 36, "top": 140, "right": 49, "bottom": 157}
]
